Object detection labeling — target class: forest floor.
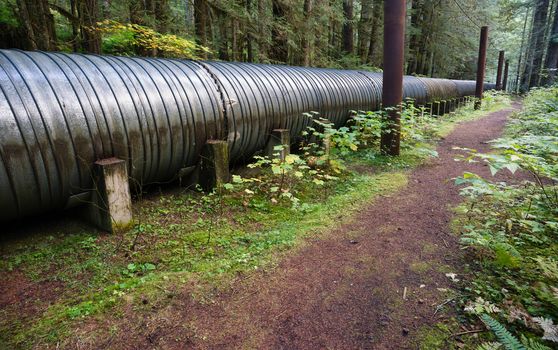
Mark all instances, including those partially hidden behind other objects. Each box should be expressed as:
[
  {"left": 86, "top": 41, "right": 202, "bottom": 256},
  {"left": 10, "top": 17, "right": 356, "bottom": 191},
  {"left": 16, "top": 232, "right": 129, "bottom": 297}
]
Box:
[
  {"left": 0, "top": 101, "right": 521, "bottom": 349},
  {"left": 102, "top": 102, "right": 521, "bottom": 349}
]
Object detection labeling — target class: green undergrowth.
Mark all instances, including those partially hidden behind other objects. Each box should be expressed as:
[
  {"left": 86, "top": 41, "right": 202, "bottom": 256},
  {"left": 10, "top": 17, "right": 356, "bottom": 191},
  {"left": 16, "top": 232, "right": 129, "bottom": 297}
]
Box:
[
  {"left": 443, "top": 87, "right": 558, "bottom": 350},
  {"left": 0, "top": 93, "right": 510, "bottom": 348},
  {"left": 416, "top": 319, "right": 485, "bottom": 350}
]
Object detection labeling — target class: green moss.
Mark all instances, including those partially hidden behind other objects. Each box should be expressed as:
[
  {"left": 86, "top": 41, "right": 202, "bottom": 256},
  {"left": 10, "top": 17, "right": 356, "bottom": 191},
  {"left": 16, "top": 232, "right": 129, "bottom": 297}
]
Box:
[
  {"left": 421, "top": 242, "right": 438, "bottom": 254},
  {"left": 416, "top": 322, "right": 453, "bottom": 350},
  {"left": 410, "top": 261, "right": 431, "bottom": 273}
]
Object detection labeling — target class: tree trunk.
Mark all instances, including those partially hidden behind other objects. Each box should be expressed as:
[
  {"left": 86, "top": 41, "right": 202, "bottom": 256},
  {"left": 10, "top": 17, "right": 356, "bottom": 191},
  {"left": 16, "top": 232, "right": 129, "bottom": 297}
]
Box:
[
  {"left": 154, "top": 0, "right": 170, "bottom": 33},
  {"left": 300, "top": 0, "right": 313, "bottom": 65},
  {"left": 246, "top": 0, "right": 254, "bottom": 62},
  {"left": 217, "top": 12, "right": 230, "bottom": 60},
  {"left": 419, "top": 2, "right": 436, "bottom": 76},
  {"left": 342, "top": 0, "right": 354, "bottom": 54},
  {"left": 406, "top": 0, "right": 422, "bottom": 74},
  {"left": 194, "top": 0, "right": 209, "bottom": 58},
  {"left": 70, "top": 0, "right": 79, "bottom": 52},
  {"left": 358, "top": 0, "right": 373, "bottom": 62},
  {"left": 16, "top": 0, "right": 57, "bottom": 50},
  {"left": 269, "top": 0, "right": 288, "bottom": 63},
  {"left": 232, "top": 19, "right": 239, "bottom": 61},
  {"left": 257, "top": 0, "right": 268, "bottom": 61},
  {"left": 544, "top": 2, "right": 558, "bottom": 84},
  {"left": 79, "top": 0, "right": 101, "bottom": 54},
  {"left": 128, "top": 0, "right": 145, "bottom": 25},
  {"left": 366, "top": 0, "right": 382, "bottom": 65},
  {"left": 528, "top": 0, "right": 551, "bottom": 88},
  {"left": 515, "top": 6, "right": 530, "bottom": 92}
]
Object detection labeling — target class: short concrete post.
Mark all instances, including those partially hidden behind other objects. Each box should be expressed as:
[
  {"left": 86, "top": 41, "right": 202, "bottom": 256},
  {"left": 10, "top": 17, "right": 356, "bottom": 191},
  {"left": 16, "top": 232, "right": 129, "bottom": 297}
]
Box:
[
  {"left": 309, "top": 118, "right": 332, "bottom": 165},
  {"left": 88, "top": 158, "right": 133, "bottom": 233},
  {"left": 435, "top": 101, "right": 441, "bottom": 116},
  {"left": 265, "top": 129, "right": 290, "bottom": 161},
  {"left": 199, "top": 140, "right": 230, "bottom": 192}
]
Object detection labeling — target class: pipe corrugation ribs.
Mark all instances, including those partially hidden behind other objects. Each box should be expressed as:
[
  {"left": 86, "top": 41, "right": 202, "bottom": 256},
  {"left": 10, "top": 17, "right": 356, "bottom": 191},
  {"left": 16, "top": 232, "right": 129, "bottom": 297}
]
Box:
[
  {"left": 0, "top": 49, "right": 491, "bottom": 222},
  {"left": 0, "top": 50, "right": 223, "bottom": 220},
  {"left": 453, "top": 80, "right": 477, "bottom": 97},
  {"left": 417, "top": 77, "right": 459, "bottom": 101}
]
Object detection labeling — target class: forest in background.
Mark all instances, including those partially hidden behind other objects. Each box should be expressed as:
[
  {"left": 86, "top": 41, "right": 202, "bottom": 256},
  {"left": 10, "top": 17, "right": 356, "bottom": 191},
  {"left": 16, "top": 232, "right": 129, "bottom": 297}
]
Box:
[{"left": 0, "top": 0, "right": 557, "bottom": 90}]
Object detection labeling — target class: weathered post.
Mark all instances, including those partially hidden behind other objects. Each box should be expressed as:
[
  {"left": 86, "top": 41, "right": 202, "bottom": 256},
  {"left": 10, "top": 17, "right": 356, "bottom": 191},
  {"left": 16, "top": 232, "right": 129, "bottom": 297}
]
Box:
[
  {"left": 199, "top": 140, "right": 230, "bottom": 191},
  {"left": 380, "top": 0, "right": 405, "bottom": 156},
  {"left": 496, "top": 50, "right": 505, "bottom": 90},
  {"left": 265, "top": 129, "right": 290, "bottom": 161},
  {"left": 475, "top": 26, "right": 489, "bottom": 110},
  {"left": 502, "top": 59, "right": 509, "bottom": 91},
  {"left": 87, "top": 158, "right": 133, "bottom": 233}
]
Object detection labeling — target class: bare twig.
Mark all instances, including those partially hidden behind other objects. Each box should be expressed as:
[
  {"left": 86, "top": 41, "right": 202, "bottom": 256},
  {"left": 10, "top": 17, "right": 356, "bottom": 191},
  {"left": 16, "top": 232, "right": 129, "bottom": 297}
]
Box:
[
  {"left": 450, "top": 329, "right": 485, "bottom": 337},
  {"left": 433, "top": 298, "right": 453, "bottom": 316}
]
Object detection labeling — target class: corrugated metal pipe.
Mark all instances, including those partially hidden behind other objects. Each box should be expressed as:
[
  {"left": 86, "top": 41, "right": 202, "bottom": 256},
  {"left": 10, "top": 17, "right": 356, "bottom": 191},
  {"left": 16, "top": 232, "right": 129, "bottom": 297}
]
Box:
[{"left": 0, "top": 50, "right": 493, "bottom": 221}]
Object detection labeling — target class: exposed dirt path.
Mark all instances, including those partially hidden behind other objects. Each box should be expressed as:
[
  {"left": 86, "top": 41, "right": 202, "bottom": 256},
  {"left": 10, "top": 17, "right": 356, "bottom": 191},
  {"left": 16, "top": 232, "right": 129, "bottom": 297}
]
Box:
[{"left": 105, "top": 104, "right": 522, "bottom": 350}]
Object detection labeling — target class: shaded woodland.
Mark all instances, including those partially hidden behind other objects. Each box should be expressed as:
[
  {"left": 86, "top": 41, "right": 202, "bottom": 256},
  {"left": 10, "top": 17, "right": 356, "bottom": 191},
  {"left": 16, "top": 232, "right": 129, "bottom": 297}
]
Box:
[{"left": 0, "top": 0, "right": 557, "bottom": 89}]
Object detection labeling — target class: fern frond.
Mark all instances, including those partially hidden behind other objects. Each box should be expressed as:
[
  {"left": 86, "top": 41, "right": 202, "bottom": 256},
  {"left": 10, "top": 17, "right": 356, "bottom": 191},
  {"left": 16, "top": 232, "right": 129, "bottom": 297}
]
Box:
[
  {"left": 480, "top": 314, "right": 526, "bottom": 350},
  {"left": 477, "top": 342, "right": 503, "bottom": 350},
  {"left": 520, "top": 335, "right": 552, "bottom": 350}
]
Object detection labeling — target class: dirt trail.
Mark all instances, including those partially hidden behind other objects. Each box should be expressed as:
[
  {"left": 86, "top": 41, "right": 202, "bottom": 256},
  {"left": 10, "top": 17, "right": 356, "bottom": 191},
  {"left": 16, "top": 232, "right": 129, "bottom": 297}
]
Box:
[{"left": 107, "top": 104, "right": 521, "bottom": 350}]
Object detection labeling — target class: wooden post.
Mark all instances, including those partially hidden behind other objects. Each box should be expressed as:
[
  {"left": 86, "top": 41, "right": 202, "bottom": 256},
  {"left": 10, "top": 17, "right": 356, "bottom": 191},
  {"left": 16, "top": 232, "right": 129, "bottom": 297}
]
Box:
[
  {"left": 475, "top": 26, "right": 488, "bottom": 110},
  {"left": 199, "top": 140, "right": 230, "bottom": 191},
  {"left": 87, "top": 158, "right": 133, "bottom": 233}
]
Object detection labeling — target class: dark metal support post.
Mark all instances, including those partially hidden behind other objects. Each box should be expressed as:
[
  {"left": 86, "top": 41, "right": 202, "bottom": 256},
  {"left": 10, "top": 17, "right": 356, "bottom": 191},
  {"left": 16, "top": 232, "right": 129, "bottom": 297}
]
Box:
[
  {"left": 496, "top": 50, "right": 505, "bottom": 90},
  {"left": 475, "top": 26, "right": 488, "bottom": 110},
  {"left": 502, "top": 59, "right": 509, "bottom": 91},
  {"left": 380, "top": 0, "right": 405, "bottom": 156}
]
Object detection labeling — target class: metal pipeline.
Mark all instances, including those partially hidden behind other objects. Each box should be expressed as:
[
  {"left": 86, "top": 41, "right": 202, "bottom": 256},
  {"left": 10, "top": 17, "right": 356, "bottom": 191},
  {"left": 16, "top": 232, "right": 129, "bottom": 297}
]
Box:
[{"left": 0, "top": 49, "right": 492, "bottom": 222}]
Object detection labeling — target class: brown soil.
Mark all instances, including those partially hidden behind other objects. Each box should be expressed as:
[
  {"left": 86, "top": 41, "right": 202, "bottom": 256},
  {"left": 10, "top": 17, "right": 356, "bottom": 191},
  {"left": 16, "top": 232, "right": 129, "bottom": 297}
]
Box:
[{"left": 80, "top": 103, "right": 521, "bottom": 350}]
